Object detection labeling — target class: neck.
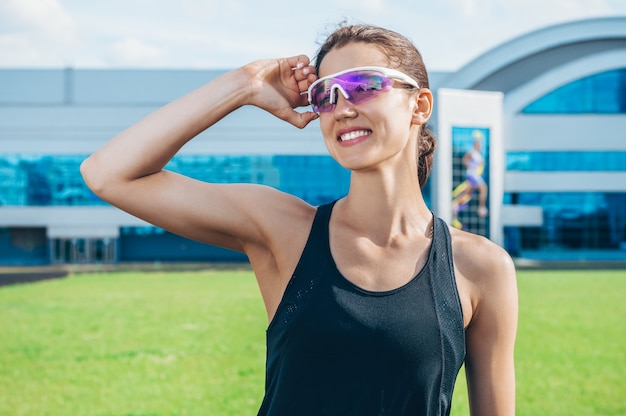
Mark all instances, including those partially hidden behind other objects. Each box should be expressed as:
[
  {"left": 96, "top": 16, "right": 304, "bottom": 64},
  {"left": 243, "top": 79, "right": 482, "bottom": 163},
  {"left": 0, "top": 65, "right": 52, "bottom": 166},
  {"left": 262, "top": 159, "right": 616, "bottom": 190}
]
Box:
[{"left": 337, "top": 168, "right": 432, "bottom": 245}]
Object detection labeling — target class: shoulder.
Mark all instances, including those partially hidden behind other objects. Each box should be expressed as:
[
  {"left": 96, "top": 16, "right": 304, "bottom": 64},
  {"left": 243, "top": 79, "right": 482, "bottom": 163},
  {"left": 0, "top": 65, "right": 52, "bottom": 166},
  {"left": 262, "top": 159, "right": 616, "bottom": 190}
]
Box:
[
  {"left": 449, "top": 226, "right": 515, "bottom": 281},
  {"left": 448, "top": 226, "right": 517, "bottom": 326}
]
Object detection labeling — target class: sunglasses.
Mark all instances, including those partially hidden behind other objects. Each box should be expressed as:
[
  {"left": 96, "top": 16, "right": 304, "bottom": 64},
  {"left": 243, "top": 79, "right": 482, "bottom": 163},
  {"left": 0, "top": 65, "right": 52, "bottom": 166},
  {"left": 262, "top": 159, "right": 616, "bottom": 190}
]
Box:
[{"left": 307, "top": 66, "right": 420, "bottom": 114}]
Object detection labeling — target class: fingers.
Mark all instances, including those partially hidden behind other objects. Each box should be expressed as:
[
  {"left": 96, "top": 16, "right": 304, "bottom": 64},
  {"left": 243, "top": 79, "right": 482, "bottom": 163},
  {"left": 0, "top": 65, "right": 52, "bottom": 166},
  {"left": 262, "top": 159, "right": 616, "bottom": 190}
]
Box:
[
  {"left": 257, "top": 55, "right": 319, "bottom": 128},
  {"left": 293, "top": 63, "right": 312, "bottom": 82},
  {"left": 275, "top": 105, "right": 319, "bottom": 130},
  {"left": 295, "top": 68, "right": 316, "bottom": 94},
  {"left": 287, "top": 54, "right": 317, "bottom": 94},
  {"left": 288, "top": 110, "right": 319, "bottom": 129},
  {"left": 286, "top": 54, "right": 311, "bottom": 71}
]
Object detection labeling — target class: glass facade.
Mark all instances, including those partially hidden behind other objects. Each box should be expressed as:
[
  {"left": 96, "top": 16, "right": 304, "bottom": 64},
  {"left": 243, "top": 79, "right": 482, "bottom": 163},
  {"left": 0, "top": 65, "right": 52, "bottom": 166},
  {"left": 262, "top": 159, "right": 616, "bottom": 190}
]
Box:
[
  {"left": 504, "top": 150, "right": 626, "bottom": 259},
  {"left": 504, "top": 192, "right": 626, "bottom": 259},
  {"left": 522, "top": 68, "right": 626, "bottom": 114},
  {"left": 504, "top": 146, "right": 626, "bottom": 260},
  {"left": 0, "top": 155, "right": 92, "bottom": 206},
  {"left": 507, "top": 151, "right": 626, "bottom": 172},
  {"left": 0, "top": 154, "right": 352, "bottom": 264},
  {"left": 0, "top": 227, "right": 48, "bottom": 265},
  {"left": 0, "top": 154, "right": 350, "bottom": 207},
  {"left": 503, "top": 68, "right": 626, "bottom": 260},
  {"left": 0, "top": 153, "right": 438, "bottom": 264}
]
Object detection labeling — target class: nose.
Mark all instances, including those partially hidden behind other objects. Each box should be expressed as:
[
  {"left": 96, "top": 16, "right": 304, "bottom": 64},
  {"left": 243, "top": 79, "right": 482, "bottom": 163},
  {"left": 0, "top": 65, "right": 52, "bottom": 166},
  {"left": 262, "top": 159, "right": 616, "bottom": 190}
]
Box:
[{"left": 332, "top": 95, "right": 357, "bottom": 120}]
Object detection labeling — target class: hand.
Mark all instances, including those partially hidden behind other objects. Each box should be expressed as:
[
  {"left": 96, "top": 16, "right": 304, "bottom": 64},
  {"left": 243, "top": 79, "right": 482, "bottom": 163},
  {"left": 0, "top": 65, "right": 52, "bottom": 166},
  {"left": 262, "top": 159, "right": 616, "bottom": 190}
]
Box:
[{"left": 243, "top": 55, "right": 319, "bottom": 129}]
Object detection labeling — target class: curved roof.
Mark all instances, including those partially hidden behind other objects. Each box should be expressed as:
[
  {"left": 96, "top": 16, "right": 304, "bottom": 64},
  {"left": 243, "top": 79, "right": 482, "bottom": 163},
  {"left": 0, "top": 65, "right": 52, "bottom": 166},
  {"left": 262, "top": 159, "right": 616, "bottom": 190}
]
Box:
[{"left": 440, "top": 16, "right": 626, "bottom": 93}]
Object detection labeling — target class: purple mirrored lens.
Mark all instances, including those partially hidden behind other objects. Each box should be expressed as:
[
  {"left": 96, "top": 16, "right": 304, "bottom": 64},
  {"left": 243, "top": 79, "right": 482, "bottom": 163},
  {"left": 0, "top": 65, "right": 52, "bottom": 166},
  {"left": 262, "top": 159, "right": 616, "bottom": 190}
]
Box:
[{"left": 311, "top": 71, "right": 393, "bottom": 113}]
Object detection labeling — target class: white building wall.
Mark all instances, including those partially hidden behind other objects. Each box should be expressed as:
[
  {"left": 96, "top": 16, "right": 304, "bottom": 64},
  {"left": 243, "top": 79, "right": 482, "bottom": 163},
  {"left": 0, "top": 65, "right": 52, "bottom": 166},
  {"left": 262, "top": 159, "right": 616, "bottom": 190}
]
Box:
[
  {"left": 0, "top": 69, "right": 328, "bottom": 238},
  {"left": 435, "top": 88, "right": 505, "bottom": 245},
  {"left": 506, "top": 115, "right": 626, "bottom": 152}
]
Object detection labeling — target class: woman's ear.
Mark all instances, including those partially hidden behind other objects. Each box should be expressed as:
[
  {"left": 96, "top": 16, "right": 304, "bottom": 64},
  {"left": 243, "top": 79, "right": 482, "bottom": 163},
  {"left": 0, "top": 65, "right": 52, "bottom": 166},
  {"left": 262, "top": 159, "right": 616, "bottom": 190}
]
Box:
[{"left": 412, "top": 88, "right": 433, "bottom": 125}]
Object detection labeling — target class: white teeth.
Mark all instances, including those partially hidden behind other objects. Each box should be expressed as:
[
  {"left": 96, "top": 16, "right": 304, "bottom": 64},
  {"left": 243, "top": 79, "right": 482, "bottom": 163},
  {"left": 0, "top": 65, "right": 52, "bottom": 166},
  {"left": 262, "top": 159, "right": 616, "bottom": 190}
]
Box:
[{"left": 340, "top": 130, "right": 370, "bottom": 141}]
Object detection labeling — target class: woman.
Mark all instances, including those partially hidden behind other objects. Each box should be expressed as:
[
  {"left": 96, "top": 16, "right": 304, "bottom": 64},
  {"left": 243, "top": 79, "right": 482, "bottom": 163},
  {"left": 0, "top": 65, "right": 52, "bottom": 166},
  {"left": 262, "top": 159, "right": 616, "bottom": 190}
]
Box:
[{"left": 81, "top": 24, "right": 517, "bottom": 416}]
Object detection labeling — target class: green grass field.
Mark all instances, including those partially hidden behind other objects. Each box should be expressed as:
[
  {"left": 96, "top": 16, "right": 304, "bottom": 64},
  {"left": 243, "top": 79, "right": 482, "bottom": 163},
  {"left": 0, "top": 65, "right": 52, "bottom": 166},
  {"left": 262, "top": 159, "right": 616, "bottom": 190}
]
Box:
[{"left": 1, "top": 268, "right": 624, "bottom": 415}]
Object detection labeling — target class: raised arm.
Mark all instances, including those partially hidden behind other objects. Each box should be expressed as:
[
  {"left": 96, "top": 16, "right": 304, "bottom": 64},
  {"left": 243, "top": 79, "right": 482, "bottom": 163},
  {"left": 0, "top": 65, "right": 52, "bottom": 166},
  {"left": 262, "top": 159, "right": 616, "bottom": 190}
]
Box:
[{"left": 80, "top": 55, "right": 318, "bottom": 252}]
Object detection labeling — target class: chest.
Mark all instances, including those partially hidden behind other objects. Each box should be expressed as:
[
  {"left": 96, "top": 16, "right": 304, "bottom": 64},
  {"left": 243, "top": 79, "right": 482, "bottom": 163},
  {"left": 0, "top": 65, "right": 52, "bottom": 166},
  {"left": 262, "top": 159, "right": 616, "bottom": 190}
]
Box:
[
  {"left": 329, "top": 234, "right": 432, "bottom": 293},
  {"left": 291, "top": 277, "right": 442, "bottom": 362}
]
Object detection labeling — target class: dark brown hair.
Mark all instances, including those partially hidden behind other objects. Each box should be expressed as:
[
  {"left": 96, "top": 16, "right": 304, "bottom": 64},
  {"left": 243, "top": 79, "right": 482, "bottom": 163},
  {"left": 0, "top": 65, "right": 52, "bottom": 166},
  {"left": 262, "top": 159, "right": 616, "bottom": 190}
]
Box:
[{"left": 314, "top": 24, "right": 437, "bottom": 189}]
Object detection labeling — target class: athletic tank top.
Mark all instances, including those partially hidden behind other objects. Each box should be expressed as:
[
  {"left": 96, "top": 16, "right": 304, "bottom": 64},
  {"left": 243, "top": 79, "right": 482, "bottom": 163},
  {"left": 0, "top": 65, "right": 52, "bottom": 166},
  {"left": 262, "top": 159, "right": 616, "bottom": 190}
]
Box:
[{"left": 258, "top": 201, "right": 465, "bottom": 416}]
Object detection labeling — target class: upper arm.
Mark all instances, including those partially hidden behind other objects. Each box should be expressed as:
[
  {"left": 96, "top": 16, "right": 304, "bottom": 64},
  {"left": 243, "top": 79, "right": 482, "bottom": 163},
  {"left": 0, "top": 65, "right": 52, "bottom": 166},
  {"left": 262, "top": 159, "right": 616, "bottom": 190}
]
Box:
[
  {"left": 82, "top": 164, "right": 310, "bottom": 253},
  {"left": 455, "top": 236, "right": 518, "bottom": 416},
  {"left": 82, "top": 156, "right": 317, "bottom": 319}
]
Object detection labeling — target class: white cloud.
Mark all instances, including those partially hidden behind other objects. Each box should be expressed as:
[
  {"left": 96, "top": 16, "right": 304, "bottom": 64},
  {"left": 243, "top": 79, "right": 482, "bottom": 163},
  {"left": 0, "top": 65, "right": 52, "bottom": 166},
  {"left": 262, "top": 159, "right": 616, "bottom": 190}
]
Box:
[
  {"left": 409, "top": 0, "right": 626, "bottom": 70},
  {"left": 462, "top": 0, "right": 478, "bottom": 17},
  {"left": 180, "top": 0, "right": 230, "bottom": 18},
  {"left": 0, "top": 0, "right": 75, "bottom": 40},
  {"left": 0, "top": 0, "right": 78, "bottom": 66},
  {"left": 336, "top": 0, "right": 386, "bottom": 14},
  {"left": 106, "top": 38, "right": 169, "bottom": 67},
  {"left": 0, "top": 0, "right": 625, "bottom": 69}
]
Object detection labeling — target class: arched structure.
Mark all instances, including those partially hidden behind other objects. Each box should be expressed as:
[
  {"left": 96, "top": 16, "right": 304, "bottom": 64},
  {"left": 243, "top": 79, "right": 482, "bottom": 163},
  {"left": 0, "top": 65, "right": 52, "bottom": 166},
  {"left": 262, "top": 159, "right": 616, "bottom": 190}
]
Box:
[{"left": 434, "top": 16, "right": 626, "bottom": 261}]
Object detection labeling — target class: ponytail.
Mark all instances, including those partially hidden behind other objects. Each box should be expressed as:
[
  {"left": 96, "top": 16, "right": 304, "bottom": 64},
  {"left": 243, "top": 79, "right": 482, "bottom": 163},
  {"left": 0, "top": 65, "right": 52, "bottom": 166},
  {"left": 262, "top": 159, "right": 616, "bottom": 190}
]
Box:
[{"left": 417, "top": 125, "right": 437, "bottom": 189}]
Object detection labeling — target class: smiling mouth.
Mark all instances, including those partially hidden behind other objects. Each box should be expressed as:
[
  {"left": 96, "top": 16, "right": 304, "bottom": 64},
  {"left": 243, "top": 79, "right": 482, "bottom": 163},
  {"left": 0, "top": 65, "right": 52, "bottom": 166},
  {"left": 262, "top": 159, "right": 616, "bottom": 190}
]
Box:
[{"left": 339, "top": 130, "right": 372, "bottom": 142}]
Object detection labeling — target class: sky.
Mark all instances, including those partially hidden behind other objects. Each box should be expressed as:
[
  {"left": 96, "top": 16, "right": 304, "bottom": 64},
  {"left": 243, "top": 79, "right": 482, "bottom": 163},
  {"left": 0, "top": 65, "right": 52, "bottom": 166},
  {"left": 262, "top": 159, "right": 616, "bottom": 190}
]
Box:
[{"left": 1, "top": 0, "right": 625, "bottom": 72}]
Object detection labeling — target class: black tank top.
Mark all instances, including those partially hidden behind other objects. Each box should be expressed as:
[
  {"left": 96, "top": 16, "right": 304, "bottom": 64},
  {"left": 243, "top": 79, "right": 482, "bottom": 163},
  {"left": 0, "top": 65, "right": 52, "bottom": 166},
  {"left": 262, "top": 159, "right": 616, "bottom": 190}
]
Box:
[{"left": 258, "top": 201, "right": 465, "bottom": 416}]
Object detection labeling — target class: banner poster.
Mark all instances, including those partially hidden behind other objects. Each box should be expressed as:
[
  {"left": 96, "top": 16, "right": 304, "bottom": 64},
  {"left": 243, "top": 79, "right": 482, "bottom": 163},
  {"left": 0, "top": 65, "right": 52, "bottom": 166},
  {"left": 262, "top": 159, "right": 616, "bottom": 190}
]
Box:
[{"left": 450, "top": 126, "right": 490, "bottom": 237}]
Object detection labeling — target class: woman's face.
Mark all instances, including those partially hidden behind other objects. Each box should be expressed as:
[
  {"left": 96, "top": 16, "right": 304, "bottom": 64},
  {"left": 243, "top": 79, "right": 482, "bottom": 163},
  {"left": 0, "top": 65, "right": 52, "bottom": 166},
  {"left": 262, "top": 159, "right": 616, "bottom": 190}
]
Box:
[{"left": 316, "top": 42, "right": 422, "bottom": 173}]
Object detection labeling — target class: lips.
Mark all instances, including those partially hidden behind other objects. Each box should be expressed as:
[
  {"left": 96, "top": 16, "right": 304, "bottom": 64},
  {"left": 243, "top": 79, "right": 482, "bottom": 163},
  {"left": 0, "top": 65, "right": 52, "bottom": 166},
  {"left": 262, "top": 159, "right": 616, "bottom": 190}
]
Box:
[{"left": 338, "top": 129, "right": 372, "bottom": 142}]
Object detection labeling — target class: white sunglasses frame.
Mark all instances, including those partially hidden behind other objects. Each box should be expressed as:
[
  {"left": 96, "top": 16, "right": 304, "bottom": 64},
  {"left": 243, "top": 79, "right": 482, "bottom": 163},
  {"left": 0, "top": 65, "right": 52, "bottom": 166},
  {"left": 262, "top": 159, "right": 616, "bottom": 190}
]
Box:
[{"left": 307, "top": 66, "right": 420, "bottom": 111}]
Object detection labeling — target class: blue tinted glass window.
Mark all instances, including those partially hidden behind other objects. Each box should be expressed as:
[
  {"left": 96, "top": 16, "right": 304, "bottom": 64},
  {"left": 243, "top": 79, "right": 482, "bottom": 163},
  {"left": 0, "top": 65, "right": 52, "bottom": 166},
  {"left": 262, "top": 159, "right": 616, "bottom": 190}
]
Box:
[
  {"left": 0, "top": 155, "right": 94, "bottom": 206},
  {"left": 503, "top": 192, "right": 626, "bottom": 260},
  {"left": 506, "top": 151, "right": 626, "bottom": 171},
  {"left": 0, "top": 155, "right": 350, "bottom": 207},
  {"left": 522, "top": 68, "right": 626, "bottom": 114}
]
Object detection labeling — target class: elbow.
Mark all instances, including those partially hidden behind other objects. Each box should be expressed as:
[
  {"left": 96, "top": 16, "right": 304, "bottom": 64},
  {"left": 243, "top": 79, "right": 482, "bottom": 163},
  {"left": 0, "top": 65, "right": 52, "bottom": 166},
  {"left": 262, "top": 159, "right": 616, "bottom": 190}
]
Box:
[{"left": 80, "top": 155, "right": 108, "bottom": 199}]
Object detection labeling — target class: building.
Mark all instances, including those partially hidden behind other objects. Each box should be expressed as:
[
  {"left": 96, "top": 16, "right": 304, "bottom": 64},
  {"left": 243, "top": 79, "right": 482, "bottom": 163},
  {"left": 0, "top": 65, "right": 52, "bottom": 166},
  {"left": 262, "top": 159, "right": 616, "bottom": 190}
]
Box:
[
  {"left": 1, "top": 16, "right": 625, "bottom": 265},
  {"left": 434, "top": 16, "right": 626, "bottom": 261}
]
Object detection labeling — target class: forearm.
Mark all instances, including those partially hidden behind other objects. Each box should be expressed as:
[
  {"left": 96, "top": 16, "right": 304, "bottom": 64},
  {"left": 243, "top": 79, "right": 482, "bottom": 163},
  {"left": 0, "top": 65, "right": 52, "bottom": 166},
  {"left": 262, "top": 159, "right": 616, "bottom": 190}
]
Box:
[{"left": 81, "top": 67, "right": 252, "bottom": 194}]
